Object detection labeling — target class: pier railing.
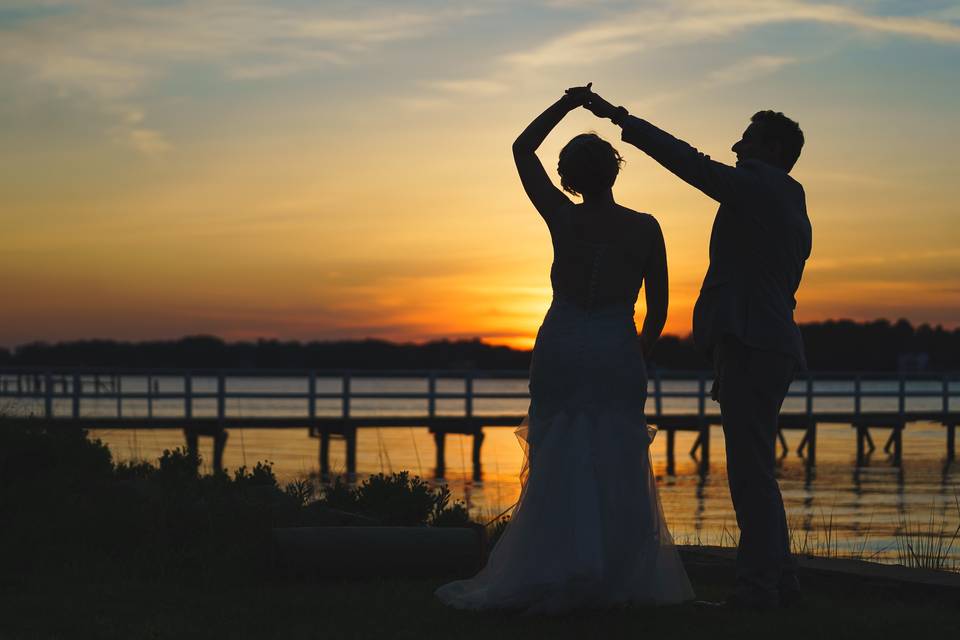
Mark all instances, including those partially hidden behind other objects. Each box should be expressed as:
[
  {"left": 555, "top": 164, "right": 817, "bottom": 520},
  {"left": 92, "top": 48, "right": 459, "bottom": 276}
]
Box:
[
  {"left": 1, "top": 367, "right": 957, "bottom": 419},
  {"left": 1, "top": 368, "right": 957, "bottom": 475}
]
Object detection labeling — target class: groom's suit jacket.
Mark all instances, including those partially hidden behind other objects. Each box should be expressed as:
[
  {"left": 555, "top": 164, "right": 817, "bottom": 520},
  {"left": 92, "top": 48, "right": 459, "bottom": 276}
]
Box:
[{"left": 620, "top": 117, "right": 812, "bottom": 368}]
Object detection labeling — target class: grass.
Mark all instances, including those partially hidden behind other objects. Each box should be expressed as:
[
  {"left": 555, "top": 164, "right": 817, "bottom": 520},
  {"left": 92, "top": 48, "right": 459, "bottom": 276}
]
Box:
[
  {"left": 673, "top": 514, "right": 879, "bottom": 563},
  {"left": 2, "top": 551, "right": 959, "bottom": 640},
  {"left": 896, "top": 494, "right": 960, "bottom": 572},
  {"left": 787, "top": 510, "right": 885, "bottom": 562},
  {"left": 671, "top": 501, "right": 960, "bottom": 570}
]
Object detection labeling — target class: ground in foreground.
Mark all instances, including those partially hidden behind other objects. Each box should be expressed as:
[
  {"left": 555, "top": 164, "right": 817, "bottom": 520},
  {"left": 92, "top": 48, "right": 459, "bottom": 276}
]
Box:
[{"left": 2, "top": 549, "right": 958, "bottom": 640}]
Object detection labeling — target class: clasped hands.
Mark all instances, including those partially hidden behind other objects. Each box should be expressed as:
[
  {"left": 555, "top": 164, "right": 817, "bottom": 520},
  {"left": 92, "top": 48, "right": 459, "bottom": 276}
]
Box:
[{"left": 561, "top": 83, "right": 620, "bottom": 120}]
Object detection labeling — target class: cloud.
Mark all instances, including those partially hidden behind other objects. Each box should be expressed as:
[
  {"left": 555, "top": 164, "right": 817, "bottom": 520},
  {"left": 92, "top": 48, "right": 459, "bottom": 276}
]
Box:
[
  {"left": 226, "top": 52, "right": 346, "bottom": 80},
  {"left": 122, "top": 127, "right": 172, "bottom": 157},
  {"left": 416, "top": 0, "right": 959, "bottom": 110},
  {"left": 505, "top": 0, "right": 960, "bottom": 70},
  {"left": 96, "top": 103, "right": 170, "bottom": 156},
  {"left": 394, "top": 96, "right": 454, "bottom": 112},
  {"left": 428, "top": 79, "right": 508, "bottom": 96},
  {"left": 792, "top": 0, "right": 960, "bottom": 42},
  {"left": 8, "top": 1, "right": 960, "bottom": 150},
  {"left": 702, "top": 54, "right": 795, "bottom": 85},
  {"left": 806, "top": 248, "right": 960, "bottom": 273},
  {"left": 631, "top": 54, "right": 798, "bottom": 108},
  {"left": 0, "top": 1, "right": 474, "bottom": 155}
]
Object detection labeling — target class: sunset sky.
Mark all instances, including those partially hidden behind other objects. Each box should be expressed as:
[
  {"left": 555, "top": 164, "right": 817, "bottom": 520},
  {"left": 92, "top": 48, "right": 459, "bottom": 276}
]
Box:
[{"left": 2, "top": 0, "right": 958, "bottom": 349}]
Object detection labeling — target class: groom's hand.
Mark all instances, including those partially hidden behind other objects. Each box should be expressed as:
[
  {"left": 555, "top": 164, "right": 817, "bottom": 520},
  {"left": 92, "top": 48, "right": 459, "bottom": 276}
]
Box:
[{"left": 584, "top": 92, "right": 619, "bottom": 120}]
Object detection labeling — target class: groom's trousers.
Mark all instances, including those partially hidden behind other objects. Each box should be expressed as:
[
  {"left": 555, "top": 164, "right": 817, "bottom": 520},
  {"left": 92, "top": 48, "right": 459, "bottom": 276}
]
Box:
[{"left": 714, "top": 335, "right": 798, "bottom": 604}]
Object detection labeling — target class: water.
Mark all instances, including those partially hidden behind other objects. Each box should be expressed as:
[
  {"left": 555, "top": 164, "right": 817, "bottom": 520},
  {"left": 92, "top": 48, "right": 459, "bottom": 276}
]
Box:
[{"left": 5, "top": 374, "right": 959, "bottom": 569}]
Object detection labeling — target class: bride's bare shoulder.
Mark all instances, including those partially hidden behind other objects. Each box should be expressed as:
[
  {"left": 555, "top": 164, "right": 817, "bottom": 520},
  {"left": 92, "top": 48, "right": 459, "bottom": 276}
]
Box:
[{"left": 614, "top": 205, "right": 660, "bottom": 233}]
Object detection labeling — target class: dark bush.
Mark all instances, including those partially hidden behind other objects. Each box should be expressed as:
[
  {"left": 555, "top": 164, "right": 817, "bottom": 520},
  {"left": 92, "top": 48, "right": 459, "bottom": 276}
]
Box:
[
  {"left": 353, "top": 472, "right": 436, "bottom": 526},
  {"left": 317, "top": 471, "right": 470, "bottom": 527},
  {"left": 1, "top": 425, "right": 475, "bottom": 587}
]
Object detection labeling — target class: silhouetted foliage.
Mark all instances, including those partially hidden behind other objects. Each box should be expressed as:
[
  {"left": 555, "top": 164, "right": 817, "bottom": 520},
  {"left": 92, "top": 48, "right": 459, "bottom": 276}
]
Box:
[
  {"left": 650, "top": 319, "right": 960, "bottom": 371},
  {"left": 488, "top": 515, "right": 511, "bottom": 550},
  {"left": 800, "top": 318, "right": 960, "bottom": 371},
  {"left": 0, "top": 425, "right": 471, "bottom": 586},
  {"left": 7, "top": 336, "right": 529, "bottom": 370},
  {"left": 317, "top": 471, "right": 469, "bottom": 527},
  {"left": 4, "top": 318, "right": 958, "bottom": 371}
]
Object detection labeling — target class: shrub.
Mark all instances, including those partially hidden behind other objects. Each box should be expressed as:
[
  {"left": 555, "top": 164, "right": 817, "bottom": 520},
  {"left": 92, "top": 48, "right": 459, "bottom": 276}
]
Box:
[
  {"left": 429, "top": 483, "right": 471, "bottom": 527},
  {"left": 353, "top": 471, "right": 436, "bottom": 526},
  {"left": 316, "top": 471, "right": 470, "bottom": 527},
  {"left": 233, "top": 461, "right": 279, "bottom": 488},
  {"left": 320, "top": 474, "right": 359, "bottom": 512},
  {"left": 2, "top": 425, "right": 474, "bottom": 586},
  {"left": 283, "top": 478, "right": 315, "bottom": 508}
]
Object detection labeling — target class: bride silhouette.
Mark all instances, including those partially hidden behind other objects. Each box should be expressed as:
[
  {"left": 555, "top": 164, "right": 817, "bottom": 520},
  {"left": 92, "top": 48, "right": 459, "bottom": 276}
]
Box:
[{"left": 435, "top": 86, "right": 694, "bottom": 613}]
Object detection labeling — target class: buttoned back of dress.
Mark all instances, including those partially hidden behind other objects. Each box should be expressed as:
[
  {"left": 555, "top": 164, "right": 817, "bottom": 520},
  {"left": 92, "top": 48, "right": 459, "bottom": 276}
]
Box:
[{"left": 547, "top": 204, "right": 649, "bottom": 311}]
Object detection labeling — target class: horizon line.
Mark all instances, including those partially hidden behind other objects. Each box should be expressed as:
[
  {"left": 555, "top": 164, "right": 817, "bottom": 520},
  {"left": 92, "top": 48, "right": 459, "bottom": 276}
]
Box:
[{"left": 3, "top": 315, "right": 958, "bottom": 353}]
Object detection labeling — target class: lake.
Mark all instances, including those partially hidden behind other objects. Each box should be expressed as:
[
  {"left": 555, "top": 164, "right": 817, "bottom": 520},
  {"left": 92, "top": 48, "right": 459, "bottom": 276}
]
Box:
[{"left": 5, "top": 373, "right": 959, "bottom": 569}]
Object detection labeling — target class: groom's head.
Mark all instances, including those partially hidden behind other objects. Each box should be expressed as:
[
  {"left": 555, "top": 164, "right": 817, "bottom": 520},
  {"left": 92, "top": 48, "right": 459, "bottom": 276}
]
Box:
[{"left": 732, "top": 110, "right": 804, "bottom": 172}]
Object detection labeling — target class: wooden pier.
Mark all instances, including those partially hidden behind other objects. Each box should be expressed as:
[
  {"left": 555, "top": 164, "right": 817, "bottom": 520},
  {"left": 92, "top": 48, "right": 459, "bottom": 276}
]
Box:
[{"left": 0, "top": 368, "right": 957, "bottom": 478}]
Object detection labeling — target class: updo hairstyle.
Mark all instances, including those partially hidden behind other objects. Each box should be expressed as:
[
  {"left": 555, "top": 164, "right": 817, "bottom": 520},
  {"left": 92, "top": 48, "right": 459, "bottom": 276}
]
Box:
[{"left": 557, "top": 133, "right": 624, "bottom": 197}]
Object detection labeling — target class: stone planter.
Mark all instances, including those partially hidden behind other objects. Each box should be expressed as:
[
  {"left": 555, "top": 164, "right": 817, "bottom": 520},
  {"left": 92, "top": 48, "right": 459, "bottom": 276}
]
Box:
[{"left": 272, "top": 524, "right": 487, "bottom": 578}]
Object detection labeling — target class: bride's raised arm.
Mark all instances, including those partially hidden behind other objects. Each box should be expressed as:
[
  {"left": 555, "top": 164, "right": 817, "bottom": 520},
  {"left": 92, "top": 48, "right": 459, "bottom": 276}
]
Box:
[{"left": 511, "top": 86, "right": 590, "bottom": 222}]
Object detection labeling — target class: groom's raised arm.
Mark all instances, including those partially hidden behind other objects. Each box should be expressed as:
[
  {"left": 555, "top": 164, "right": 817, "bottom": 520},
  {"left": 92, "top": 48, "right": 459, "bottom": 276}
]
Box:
[
  {"left": 621, "top": 117, "right": 757, "bottom": 204},
  {"left": 584, "top": 93, "right": 757, "bottom": 205}
]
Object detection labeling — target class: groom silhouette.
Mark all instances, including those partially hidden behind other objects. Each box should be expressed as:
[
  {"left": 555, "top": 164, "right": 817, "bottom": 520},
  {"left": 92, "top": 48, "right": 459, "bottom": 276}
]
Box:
[{"left": 579, "top": 87, "right": 811, "bottom": 609}]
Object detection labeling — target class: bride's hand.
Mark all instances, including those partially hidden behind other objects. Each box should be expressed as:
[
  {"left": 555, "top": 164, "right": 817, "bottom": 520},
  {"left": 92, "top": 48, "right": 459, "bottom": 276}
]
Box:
[
  {"left": 639, "top": 333, "right": 655, "bottom": 358},
  {"left": 562, "top": 82, "right": 593, "bottom": 109}
]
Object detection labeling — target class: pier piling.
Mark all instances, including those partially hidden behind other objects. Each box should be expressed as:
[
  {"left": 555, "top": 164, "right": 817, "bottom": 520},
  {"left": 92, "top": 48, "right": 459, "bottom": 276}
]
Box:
[
  {"left": 433, "top": 431, "right": 446, "bottom": 478},
  {"left": 893, "top": 424, "right": 903, "bottom": 466},
  {"left": 471, "top": 430, "right": 484, "bottom": 482},
  {"left": 666, "top": 429, "right": 676, "bottom": 476},
  {"left": 182, "top": 427, "right": 228, "bottom": 472},
  {"left": 805, "top": 422, "right": 817, "bottom": 467},
  {"left": 184, "top": 428, "right": 199, "bottom": 460},
  {"left": 946, "top": 423, "right": 955, "bottom": 462},
  {"left": 213, "top": 429, "right": 228, "bottom": 471},
  {"left": 882, "top": 424, "right": 905, "bottom": 465},
  {"left": 699, "top": 423, "right": 710, "bottom": 475},
  {"left": 345, "top": 427, "right": 357, "bottom": 479},
  {"left": 319, "top": 431, "right": 331, "bottom": 478},
  {"left": 856, "top": 425, "right": 867, "bottom": 466}
]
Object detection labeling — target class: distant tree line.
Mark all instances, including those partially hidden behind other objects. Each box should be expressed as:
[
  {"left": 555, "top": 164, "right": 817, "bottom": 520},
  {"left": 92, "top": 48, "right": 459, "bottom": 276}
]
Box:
[
  {"left": 0, "top": 318, "right": 957, "bottom": 371},
  {"left": 0, "top": 336, "right": 529, "bottom": 371}
]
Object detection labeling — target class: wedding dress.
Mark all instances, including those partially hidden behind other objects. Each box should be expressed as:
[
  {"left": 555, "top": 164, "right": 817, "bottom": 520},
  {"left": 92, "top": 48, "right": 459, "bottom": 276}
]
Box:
[{"left": 435, "top": 206, "right": 694, "bottom": 613}]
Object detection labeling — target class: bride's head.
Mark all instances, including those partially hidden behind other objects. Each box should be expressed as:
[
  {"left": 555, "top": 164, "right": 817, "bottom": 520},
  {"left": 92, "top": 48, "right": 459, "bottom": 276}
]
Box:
[{"left": 557, "top": 133, "right": 624, "bottom": 198}]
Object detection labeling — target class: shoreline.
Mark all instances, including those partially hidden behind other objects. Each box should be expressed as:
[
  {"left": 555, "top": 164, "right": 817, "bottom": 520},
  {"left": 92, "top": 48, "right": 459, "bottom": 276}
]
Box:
[{"left": 681, "top": 545, "right": 960, "bottom": 588}]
